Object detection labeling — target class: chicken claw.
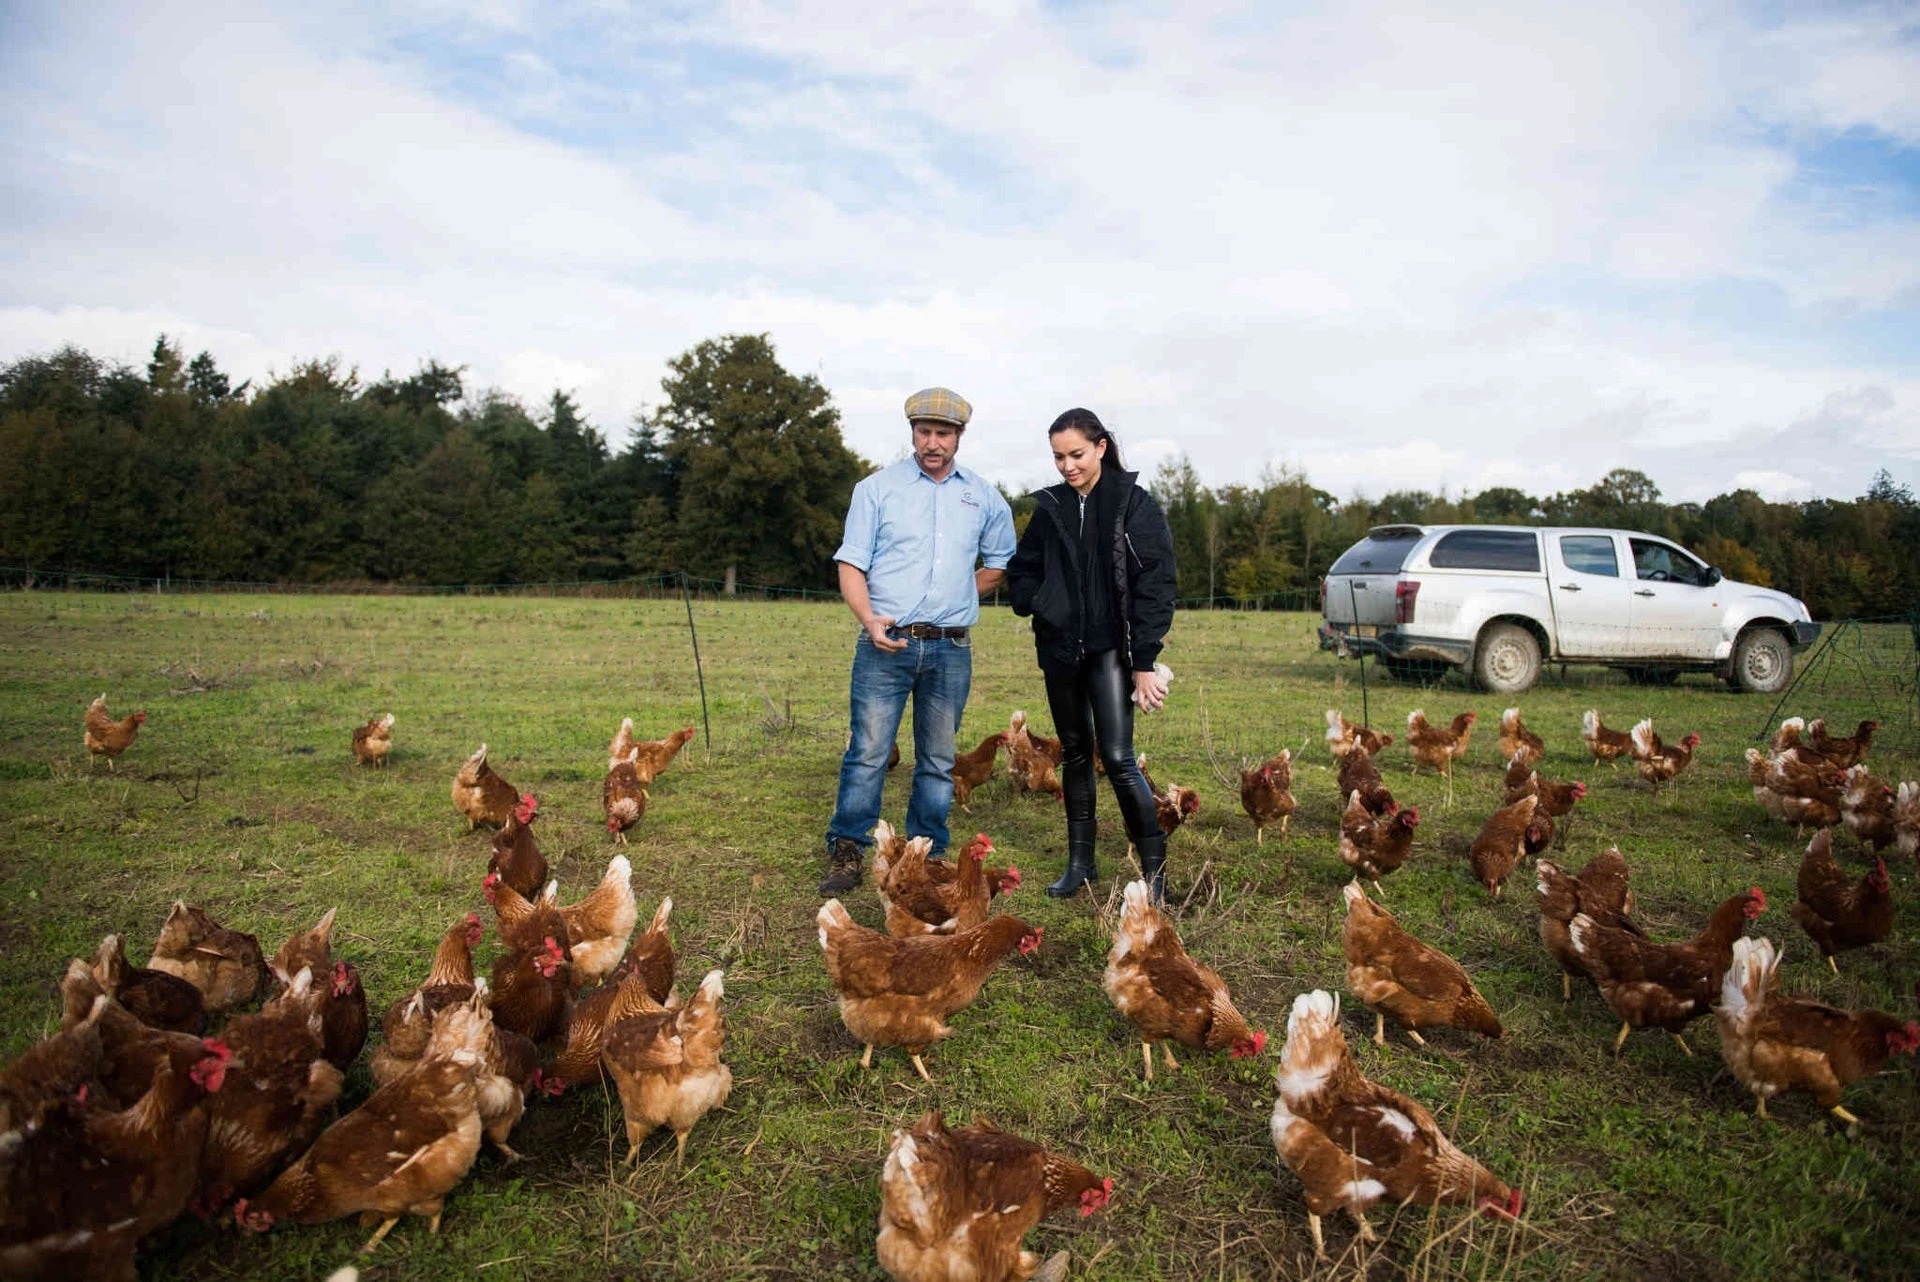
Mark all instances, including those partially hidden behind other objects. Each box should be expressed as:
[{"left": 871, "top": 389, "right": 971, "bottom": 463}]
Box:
[{"left": 361, "top": 1216, "right": 400, "bottom": 1255}]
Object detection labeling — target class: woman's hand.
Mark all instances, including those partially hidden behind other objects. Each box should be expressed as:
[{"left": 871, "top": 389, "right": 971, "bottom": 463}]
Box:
[{"left": 1133, "top": 668, "right": 1169, "bottom": 712}]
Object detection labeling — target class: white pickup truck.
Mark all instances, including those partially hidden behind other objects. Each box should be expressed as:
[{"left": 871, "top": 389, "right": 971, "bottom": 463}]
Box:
[{"left": 1317, "top": 524, "right": 1820, "bottom": 694}]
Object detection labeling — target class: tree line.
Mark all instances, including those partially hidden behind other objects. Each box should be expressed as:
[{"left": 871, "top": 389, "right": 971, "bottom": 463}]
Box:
[
  {"left": 0, "top": 334, "right": 864, "bottom": 591},
  {"left": 2, "top": 335, "right": 1915, "bottom": 619}
]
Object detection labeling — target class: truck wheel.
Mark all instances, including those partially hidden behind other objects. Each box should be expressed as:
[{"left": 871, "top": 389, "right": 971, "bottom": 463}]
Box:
[
  {"left": 1731, "top": 628, "right": 1792, "bottom": 694},
  {"left": 1474, "top": 623, "right": 1541, "bottom": 694}
]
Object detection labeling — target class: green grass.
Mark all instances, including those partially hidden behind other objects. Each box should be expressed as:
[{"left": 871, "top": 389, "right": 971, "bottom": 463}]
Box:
[{"left": 1, "top": 593, "right": 1917, "bottom": 1281}]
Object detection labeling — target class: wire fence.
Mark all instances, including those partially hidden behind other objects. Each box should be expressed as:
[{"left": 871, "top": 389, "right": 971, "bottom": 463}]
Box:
[
  {"left": 0, "top": 562, "right": 1322, "bottom": 612},
  {"left": 1753, "top": 613, "right": 1920, "bottom": 754}
]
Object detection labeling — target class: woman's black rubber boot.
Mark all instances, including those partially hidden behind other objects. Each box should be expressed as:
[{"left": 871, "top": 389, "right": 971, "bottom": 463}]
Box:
[
  {"left": 1135, "top": 832, "right": 1169, "bottom": 904},
  {"left": 1046, "top": 820, "right": 1100, "bottom": 898}
]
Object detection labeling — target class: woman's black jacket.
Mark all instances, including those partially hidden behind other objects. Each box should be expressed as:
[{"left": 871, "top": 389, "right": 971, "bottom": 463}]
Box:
[{"left": 1006, "top": 468, "right": 1177, "bottom": 677}]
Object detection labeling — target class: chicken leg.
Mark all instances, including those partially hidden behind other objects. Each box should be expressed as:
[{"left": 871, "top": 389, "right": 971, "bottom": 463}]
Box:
[
  {"left": 909, "top": 1053, "right": 932, "bottom": 1083},
  {"left": 860, "top": 1044, "right": 874, "bottom": 1069},
  {"left": 1670, "top": 1034, "right": 1693, "bottom": 1057},
  {"left": 1405, "top": 1029, "right": 1428, "bottom": 1047},
  {"left": 360, "top": 1217, "right": 401, "bottom": 1255},
  {"left": 1140, "top": 1040, "right": 1155, "bottom": 1082},
  {"left": 1561, "top": 973, "right": 1572, "bottom": 1002},
  {"left": 1613, "top": 1021, "right": 1633, "bottom": 1056},
  {"left": 1831, "top": 1105, "right": 1861, "bottom": 1128},
  {"left": 674, "top": 1130, "right": 690, "bottom": 1169},
  {"left": 1373, "top": 1013, "right": 1387, "bottom": 1047},
  {"left": 1307, "top": 1211, "right": 1326, "bottom": 1259}
]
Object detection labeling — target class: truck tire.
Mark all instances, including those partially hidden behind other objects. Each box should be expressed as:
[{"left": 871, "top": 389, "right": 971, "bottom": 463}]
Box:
[
  {"left": 1474, "top": 623, "right": 1541, "bottom": 694},
  {"left": 1730, "top": 627, "right": 1792, "bottom": 694}
]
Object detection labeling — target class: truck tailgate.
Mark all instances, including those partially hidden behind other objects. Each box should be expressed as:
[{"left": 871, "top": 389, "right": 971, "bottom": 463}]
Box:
[{"left": 1323, "top": 576, "right": 1398, "bottom": 628}]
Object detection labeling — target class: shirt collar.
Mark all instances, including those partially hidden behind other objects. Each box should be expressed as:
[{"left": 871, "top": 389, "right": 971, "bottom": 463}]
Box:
[{"left": 912, "top": 460, "right": 970, "bottom": 486}]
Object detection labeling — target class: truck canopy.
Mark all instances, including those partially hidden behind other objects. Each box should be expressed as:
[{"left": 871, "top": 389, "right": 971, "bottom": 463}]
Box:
[{"left": 1327, "top": 526, "right": 1424, "bottom": 575}]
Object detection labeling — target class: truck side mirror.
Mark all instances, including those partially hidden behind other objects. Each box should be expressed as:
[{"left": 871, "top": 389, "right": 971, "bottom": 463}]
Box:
[{"left": 1705, "top": 566, "right": 1723, "bottom": 586}]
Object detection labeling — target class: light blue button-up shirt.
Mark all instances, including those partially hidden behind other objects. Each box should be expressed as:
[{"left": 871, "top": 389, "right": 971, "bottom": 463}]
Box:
[{"left": 834, "top": 459, "right": 1016, "bottom": 628}]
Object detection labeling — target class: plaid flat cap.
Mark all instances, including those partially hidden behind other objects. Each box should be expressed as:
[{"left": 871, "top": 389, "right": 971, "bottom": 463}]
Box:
[{"left": 903, "top": 387, "right": 972, "bottom": 428}]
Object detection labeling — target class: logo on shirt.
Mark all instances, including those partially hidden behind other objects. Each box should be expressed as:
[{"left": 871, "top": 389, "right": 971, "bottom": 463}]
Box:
[{"left": 960, "top": 490, "right": 980, "bottom": 509}]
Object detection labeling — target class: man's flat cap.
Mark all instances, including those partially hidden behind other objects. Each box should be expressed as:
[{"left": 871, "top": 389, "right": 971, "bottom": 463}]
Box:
[{"left": 903, "top": 387, "right": 971, "bottom": 429}]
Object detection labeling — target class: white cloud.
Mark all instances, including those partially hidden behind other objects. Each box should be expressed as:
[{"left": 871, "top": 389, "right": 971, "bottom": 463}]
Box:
[
  {"left": 1731, "top": 470, "right": 1817, "bottom": 502},
  {"left": 1, "top": 0, "right": 1916, "bottom": 510}
]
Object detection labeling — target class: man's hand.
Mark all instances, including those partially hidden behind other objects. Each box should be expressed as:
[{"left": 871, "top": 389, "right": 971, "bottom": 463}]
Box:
[
  {"left": 840, "top": 563, "right": 907, "bottom": 652},
  {"left": 865, "top": 615, "right": 908, "bottom": 653}
]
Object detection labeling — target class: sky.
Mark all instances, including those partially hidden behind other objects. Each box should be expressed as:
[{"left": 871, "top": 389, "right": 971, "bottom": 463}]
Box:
[{"left": 2, "top": 0, "right": 1917, "bottom": 504}]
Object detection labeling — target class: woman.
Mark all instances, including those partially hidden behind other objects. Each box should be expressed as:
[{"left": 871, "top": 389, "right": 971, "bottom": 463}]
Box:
[{"left": 1007, "top": 409, "right": 1178, "bottom": 900}]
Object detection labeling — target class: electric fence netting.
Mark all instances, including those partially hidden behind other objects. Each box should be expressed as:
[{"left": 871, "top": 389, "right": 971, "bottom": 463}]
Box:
[{"left": 1754, "top": 612, "right": 1920, "bottom": 754}]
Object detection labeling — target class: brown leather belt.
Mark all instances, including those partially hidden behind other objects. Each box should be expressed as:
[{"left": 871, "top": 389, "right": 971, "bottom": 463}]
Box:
[{"left": 891, "top": 623, "right": 968, "bottom": 640}]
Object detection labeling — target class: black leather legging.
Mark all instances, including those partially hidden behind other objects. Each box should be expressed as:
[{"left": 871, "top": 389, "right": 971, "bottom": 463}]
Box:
[{"left": 1042, "top": 648, "right": 1159, "bottom": 840}]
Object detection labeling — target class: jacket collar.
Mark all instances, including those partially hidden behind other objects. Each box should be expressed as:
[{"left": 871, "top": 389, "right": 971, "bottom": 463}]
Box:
[{"left": 1035, "top": 467, "right": 1137, "bottom": 507}]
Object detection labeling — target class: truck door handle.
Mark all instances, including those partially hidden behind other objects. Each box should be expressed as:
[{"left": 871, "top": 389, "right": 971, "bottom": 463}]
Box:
[
  {"left": 1557, "top": 583, "right": 1580, "bottom": 592},
  {"left": 1634, "top": 589, "right": 1655, "bottom": 598}
]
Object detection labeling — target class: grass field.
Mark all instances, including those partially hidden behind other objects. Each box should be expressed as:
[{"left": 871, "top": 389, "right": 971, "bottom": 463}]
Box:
[{"left": 1, "top": 592, "right": 1917, "bottom": 1281}]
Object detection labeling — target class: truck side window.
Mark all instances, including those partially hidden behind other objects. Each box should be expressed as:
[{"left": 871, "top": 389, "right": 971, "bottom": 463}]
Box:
[
  {"left": 1559, "top": 535, "right": 1618, "bottom": 577},
  {"left": 1428, "top": 530, "right": 1540, "bottom": 571},
  {"left": 1630, "top": 538, "right": 1705, "bottom": 585}
]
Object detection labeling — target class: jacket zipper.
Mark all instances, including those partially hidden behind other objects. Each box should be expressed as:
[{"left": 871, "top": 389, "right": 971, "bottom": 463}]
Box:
[{"left": 1114, "top": 490, "right": 1135, "bottom": 667}]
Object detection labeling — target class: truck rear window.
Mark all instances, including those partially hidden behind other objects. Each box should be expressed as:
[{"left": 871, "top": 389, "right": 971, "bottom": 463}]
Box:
[
  {"left": 1328, "top": 528, "right": 1423, "bottom": 575},
  {"left": 1428, "top": 530, "right": 1540, "bottom": 572}
]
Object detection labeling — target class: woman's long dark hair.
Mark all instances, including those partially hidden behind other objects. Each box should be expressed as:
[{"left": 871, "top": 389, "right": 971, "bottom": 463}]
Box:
[{"left": 1048, "top": 407, "right": 1123, "bottom": 473}]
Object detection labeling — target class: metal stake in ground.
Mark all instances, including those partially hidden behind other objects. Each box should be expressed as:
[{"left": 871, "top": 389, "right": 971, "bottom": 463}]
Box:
[{"left": 681, "top": 571, "right": 714, "bottom": 765}]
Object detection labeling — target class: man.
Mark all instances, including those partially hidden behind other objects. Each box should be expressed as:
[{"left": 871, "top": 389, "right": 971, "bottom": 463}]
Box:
[{"left": 819, "top": 387, "right": 1016, "bottom": 895}]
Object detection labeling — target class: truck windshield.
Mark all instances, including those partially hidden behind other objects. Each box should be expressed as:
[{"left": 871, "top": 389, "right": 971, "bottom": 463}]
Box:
[{"left": 1328, "top": 528, "right": 1423, "bottom": 575}]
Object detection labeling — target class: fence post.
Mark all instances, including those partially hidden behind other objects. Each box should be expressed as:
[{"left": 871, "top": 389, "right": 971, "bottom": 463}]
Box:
[{"left": 681, "top": 571, "right": 714, "bottom": 765}]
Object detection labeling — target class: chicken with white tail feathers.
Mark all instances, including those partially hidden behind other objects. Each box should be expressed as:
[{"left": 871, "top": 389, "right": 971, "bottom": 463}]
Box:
[{"left": 1270, "top": 990, "right": 1521, "bottom": 1259}]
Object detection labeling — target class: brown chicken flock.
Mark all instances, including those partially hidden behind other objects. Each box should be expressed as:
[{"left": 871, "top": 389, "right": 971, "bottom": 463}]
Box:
[{"left": 12, "top": 691, "right": 1920, "bottom": 1279}]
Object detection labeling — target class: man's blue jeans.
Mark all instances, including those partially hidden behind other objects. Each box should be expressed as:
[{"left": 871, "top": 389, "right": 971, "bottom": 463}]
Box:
[{"left": 827, "top": 631, "right": 972, "bottom": 857}]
